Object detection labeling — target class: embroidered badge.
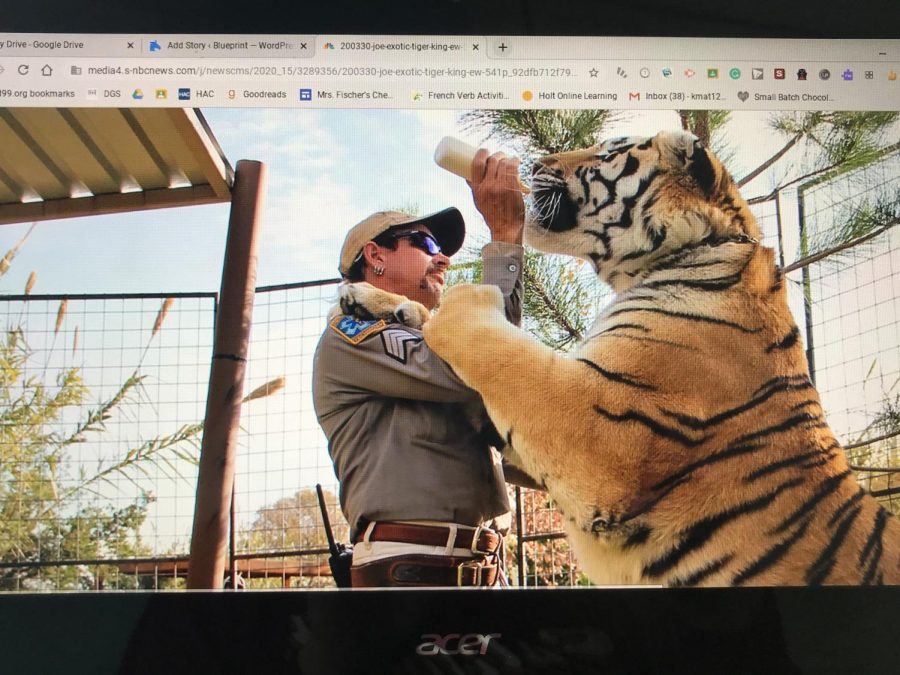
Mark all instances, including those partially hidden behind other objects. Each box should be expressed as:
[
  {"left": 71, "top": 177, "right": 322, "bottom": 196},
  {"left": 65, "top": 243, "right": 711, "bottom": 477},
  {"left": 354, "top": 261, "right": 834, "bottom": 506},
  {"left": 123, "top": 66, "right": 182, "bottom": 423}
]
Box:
[
  {"left": 330, "top": 316, "right": 387, "bottom": 345},
  {"left": 380, "top": 327, "right": 422, "bottom": 363}
]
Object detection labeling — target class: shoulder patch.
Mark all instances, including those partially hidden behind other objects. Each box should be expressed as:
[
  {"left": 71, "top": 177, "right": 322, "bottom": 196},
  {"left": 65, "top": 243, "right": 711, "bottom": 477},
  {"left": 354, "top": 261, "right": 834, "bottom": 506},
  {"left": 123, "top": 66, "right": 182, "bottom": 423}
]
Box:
[
  {"left": 380, "top": 327, "right": 422, "bottom": 363},
  {"left": 330, "top": 315, "right": 387, "bottom": 345}
]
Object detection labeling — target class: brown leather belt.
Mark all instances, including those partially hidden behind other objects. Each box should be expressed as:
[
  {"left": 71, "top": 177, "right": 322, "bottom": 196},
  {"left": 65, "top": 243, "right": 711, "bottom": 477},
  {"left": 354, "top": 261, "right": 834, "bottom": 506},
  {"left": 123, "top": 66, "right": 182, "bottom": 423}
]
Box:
[
  {"left": 355, "top": 522, "right": 501, "bottom": 555},
  {"left": 351, "top": 554, "right": 499, "bottom": 588}
]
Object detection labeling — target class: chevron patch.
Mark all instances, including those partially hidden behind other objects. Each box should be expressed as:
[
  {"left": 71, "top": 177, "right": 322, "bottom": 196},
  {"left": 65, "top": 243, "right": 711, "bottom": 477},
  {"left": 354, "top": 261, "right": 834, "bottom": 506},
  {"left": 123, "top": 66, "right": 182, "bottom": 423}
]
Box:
[{"left": 380, "top": 328, "right": 422, "bottom": 363}]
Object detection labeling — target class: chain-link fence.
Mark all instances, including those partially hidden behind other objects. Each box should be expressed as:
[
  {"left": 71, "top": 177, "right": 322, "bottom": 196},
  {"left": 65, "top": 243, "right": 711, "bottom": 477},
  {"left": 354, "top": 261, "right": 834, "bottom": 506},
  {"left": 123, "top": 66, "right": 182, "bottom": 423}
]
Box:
[
  {"left": 2, "top": 151, "right": 897, "bottom": 590},
  {"left": 0, "top": 292, "right": 214, "bottom": 590}
]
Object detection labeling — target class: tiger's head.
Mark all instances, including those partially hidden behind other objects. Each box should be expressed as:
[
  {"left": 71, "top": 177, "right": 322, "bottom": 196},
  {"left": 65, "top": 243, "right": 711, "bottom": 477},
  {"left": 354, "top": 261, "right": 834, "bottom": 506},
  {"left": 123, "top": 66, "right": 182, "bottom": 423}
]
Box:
[{"left": 527, "top": 130, "right": 762, "bottom": 292}]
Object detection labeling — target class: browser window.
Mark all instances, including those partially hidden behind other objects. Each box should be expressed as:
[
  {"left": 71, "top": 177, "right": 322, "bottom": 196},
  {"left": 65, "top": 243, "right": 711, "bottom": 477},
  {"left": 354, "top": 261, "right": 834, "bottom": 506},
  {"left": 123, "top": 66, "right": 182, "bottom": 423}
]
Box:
[{"left": 0, "top": 31, "right": 898, "bottom": 593}]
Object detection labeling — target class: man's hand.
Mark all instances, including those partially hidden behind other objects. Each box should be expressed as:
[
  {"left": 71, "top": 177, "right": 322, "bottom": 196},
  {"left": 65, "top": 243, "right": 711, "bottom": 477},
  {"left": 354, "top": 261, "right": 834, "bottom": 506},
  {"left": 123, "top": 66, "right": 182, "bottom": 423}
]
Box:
[{"left": 468, "top": 149, "right": 525, "bottom": 245}]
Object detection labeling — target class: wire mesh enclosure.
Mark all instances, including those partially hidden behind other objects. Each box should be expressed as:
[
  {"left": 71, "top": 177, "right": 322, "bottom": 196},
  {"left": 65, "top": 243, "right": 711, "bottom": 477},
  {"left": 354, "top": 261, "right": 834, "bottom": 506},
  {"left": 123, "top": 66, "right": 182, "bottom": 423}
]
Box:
[
  {"left": 1, "top": 151, "right": 897, "bottom": 590},
  {"left": 0, "top": 292, "right": 214, "bottom": 590}
]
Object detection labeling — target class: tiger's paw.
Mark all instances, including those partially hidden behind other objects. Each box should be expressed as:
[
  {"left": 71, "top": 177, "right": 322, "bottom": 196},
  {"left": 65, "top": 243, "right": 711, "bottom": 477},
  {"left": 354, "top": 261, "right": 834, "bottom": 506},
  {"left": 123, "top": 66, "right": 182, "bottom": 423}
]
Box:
[
  {"left": 424, "top": 284, "right": 505, "bottom": 360},
  {"left": 329, "top": 282, "right": 430, "bottom": 329}
]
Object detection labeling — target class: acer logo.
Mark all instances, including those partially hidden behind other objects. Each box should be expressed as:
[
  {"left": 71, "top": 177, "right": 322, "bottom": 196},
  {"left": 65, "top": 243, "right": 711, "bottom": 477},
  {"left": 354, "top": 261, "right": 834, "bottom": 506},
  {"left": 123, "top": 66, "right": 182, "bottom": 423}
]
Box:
[{"left": 416, "top": 632, "right": 500, "bottom": 656}]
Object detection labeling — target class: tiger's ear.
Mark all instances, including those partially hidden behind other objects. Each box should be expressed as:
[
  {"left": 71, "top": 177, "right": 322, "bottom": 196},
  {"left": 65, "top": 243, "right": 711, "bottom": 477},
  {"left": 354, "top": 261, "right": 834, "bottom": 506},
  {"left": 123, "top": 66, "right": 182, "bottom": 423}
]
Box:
[{"left": 656, "top": 130, "right": 717, "bottom": 195}]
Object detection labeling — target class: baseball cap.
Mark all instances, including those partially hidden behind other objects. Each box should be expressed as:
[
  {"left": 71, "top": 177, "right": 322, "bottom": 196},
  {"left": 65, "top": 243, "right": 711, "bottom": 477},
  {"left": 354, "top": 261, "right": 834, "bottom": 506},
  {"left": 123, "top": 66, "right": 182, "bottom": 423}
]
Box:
[{"left": 338, "top": 207, "right": 465, "bottom": 277}]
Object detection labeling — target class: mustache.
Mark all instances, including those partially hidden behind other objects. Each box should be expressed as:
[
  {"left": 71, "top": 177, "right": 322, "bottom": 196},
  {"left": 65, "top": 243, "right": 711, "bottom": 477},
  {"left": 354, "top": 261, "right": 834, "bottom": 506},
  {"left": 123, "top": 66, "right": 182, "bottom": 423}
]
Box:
[{"left": 419, "top": 265, "right": 445, "bottom": 290}]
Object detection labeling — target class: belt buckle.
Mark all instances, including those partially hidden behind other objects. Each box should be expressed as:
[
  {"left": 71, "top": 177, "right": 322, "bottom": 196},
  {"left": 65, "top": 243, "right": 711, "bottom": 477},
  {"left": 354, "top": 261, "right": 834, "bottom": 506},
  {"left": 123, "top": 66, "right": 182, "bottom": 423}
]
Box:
[
  {"left": 470, "top": 524, "right": 494, "bottom": 555},
  {"left": 457, "top": 559, "right": 483, "bottom": 587}
]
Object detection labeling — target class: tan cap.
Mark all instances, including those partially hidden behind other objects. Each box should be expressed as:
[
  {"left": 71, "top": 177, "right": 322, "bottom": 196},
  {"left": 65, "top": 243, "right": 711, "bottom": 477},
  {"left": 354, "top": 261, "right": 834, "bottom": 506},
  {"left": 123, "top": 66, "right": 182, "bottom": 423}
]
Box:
[{"left": 338, "top": 207, "right": 465, "bottom": 277}]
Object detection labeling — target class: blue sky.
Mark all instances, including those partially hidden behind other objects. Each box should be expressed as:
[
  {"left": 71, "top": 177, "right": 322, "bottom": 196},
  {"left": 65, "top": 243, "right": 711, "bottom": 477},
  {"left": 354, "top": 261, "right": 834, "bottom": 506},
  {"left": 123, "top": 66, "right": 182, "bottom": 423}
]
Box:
[{"left": 0, "top": 107, "right": 794, "bottom": 296}]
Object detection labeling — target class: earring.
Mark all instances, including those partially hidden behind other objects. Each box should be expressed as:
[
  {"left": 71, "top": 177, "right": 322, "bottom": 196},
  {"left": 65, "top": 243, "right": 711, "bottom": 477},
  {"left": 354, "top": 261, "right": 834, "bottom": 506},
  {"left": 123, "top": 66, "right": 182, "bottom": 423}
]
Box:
[{"left": 373, "top": 264, "right": 385, "bottom": 276}]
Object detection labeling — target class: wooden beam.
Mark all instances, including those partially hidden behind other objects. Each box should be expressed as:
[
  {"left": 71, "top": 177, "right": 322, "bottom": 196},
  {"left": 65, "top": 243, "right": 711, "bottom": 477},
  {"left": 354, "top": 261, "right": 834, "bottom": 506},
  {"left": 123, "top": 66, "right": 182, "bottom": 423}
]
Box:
[
  {"left": 0, "top": 185, "right": 230, "bottom": 225},
  {"left": 187, "top": 160, "right": 266, "bottom": 589}
]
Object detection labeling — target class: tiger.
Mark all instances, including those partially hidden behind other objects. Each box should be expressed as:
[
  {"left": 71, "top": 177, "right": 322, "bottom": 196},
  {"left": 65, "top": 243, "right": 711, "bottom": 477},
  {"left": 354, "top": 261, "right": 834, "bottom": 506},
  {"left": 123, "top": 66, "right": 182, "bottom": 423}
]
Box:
[{"left": 415, "top": 129, "right": 900, "bottom": 586}]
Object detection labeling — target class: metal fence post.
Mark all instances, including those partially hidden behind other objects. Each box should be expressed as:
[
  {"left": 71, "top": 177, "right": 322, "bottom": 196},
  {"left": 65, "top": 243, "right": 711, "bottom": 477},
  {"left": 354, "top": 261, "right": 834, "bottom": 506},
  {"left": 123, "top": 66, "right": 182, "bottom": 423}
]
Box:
[{"left": 797, "top": 186, "right": 817, "bottom": 386}]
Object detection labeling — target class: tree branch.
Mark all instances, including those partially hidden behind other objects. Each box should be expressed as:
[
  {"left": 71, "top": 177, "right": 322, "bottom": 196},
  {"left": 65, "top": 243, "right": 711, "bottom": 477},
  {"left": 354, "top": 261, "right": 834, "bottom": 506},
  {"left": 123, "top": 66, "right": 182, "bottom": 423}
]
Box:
[
  {"left": 782, "top": 217, "right": 899, "bottom": 273},
  {"left": 736, "top": 132, "right": 804, "bottom": 188}
]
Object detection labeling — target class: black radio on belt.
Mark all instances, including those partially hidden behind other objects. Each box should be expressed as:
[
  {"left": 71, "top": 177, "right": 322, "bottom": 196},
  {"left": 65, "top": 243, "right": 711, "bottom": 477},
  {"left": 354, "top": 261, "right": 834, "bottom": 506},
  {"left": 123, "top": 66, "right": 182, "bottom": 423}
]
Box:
[{"left": 316, "top": 484, "right": 353, "bottom": 588}]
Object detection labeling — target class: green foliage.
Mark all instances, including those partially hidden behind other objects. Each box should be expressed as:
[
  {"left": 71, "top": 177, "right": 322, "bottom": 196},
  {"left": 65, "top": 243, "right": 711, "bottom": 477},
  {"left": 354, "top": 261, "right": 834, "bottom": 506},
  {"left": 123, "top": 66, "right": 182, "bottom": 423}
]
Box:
[
  {"left": 773, "top": 111, "right": 899, "bottom": 170},
  {"left": 0, "top": 327, "right": 162, "bottom": 589},
  {"left": 459, "top": 109, "right": 619, "bottom": 161},
  {"left": 1, "top": 242, "right": 202, "bottom": 590},
  {"left": 806, "top": 193, "right": 900, "bottom": 261}
]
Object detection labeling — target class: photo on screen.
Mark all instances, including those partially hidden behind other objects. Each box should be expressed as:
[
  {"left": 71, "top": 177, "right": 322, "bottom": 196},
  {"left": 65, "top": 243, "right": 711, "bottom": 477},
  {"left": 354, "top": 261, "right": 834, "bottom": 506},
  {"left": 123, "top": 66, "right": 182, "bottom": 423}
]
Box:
[{"left": 1, "top": 105, "right": 897, "bottom": 590}]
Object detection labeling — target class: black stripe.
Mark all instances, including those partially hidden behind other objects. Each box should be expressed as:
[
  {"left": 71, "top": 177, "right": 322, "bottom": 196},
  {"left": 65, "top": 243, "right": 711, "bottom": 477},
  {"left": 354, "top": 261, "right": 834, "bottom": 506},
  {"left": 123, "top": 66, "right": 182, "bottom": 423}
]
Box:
[
  {"left": 859, "top": 508, "right": 889, "bottom": 570},
  {"left": 582, "top": 175, "right": 617, "bottom": 216},
  {"left": 620, "top": 153, "right": 641, "bottom": 177},
  {"left": 733, "top": 518, "right": 812, "bottom": 585},
  {"left": 825, "top": 487, "right": 866, "bottom": 527},
  {"left": 643, "top": 476, "right": 805, "bottom": 579},
  {"left": 672, "top": 554, "right": 735, "bottom": 587},
  {"left": 652, "top": 442, "right": 764, "bottom": 493},
  {"left": 790, "top": 399, "right": 820, "bottom": 412},
  {"left": 606, "top": 306, "right": 762, "bottom": 333},
  {"left": 660, "top": 380, "right": 814, "bottom": 431},
  {"left": 577, "top": 358, "right": 655, "bottom": 390},
  {"left": 624, "top": 525, "right": 652, "bottom": 548},
  {"left": 652, "top": 414, "right": 823, "bottom": 494},
  {"left": 771, "top": 470, "right": 852, "bottom": 535},
  {"left": 766, "top": 326, "right": 800, "bottom": 352},
  {"left": 800, "top": 455, "right": 835, "bottom": 470},
  {"left": 593, "top": 406, "right": 707, "bottom": 447},
  {"left": 643, "top": 272, "right": 743, "bottom": 291},
  {"left": 731, "top": 413, "right": 827, "bottom": 447},
  {"left": 576, "top": 165, "right": 593, "bottom": 207},
  {"left": 588, "top": 332, "right": 699, "bottom": 352},
  {"left": 751, "top": 374, "right": 810, "bottom": 399},
  {"left": 620, "top": 475, "right": 690, "bottom": 523},
  {"left": 744, "top": 450, "right": 824, "bottom": 483},
  {"left": 599, "top": 323, "right": 651, "bottom": 334},
  {"left": 805, "top": 504, "right": 862, "bottom": 585}
]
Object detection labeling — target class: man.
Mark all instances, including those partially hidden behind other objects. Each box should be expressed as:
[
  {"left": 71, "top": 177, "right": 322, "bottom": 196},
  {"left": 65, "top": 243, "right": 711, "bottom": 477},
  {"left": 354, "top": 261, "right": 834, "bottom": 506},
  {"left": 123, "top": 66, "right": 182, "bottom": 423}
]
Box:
[{"left": 312, "top": 149, "right": 530, "bottom": 587}]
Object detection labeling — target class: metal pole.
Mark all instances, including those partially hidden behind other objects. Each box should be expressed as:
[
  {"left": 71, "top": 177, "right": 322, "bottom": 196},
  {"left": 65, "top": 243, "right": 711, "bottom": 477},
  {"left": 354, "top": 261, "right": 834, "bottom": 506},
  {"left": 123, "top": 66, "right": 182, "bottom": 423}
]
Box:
[
  {"left": 515, "top": 487, "right": 525, "bottom": 587},
  {"left": 797, "top": 187, "right": 816, "bottom": 386},
  {"left": 188, "top": 160, "right": 266, "bottom": 589}
]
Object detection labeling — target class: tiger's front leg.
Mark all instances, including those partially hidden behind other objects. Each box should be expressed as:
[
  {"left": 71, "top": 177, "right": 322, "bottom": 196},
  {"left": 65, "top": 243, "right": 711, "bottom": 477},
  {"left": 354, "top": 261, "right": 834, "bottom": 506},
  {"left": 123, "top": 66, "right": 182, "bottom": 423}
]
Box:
[{"left": 424, "top": 284, "right": 644, "bottom": 534}]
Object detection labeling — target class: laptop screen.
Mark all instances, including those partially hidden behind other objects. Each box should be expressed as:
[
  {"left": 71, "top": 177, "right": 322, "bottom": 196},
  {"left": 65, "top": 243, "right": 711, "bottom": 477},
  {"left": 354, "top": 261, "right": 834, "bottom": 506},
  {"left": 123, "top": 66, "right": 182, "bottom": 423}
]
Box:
[{"left": 0, "top": 26, "right": 898, "bottom": 672}]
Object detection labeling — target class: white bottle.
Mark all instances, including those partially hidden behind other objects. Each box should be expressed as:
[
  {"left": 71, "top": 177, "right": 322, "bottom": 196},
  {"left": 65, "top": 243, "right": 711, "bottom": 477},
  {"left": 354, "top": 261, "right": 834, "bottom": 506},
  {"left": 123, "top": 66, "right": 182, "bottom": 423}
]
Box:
[{"left": 433, "top": 136, "right": 529, "bottom": 193}]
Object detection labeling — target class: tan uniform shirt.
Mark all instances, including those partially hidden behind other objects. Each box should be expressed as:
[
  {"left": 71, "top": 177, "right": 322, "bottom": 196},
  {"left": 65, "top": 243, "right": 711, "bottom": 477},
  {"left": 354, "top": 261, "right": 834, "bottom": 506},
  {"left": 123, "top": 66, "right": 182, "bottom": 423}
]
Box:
[{"left": 312, "top": 242, "right": 524, "bottom": 539}]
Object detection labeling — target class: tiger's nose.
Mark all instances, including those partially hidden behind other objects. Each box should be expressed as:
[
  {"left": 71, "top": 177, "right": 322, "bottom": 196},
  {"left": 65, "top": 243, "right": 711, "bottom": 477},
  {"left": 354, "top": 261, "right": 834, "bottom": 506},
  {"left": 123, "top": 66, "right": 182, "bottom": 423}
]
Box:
[
  {"left": 533, "top": 154, "right": 561, "bottom": 174},
  {"left": 533, "top": 147, "right": 598, "bottom": 176}
]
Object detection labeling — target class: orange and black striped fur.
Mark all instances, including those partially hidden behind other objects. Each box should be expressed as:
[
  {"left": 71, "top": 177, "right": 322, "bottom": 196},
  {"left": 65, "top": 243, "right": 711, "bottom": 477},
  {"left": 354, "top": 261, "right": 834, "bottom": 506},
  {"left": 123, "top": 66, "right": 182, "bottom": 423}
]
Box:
[{"left": 423, "top": 130, "right": 899, "bottom": 586}]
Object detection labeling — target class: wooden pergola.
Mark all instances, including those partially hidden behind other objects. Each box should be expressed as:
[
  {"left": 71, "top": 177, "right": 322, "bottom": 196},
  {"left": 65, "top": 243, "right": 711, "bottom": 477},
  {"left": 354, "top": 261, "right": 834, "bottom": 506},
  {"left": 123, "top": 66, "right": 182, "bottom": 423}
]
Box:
[
  {"left": 0, "top": 108, "right": 233, "bottom": 223},
  {"left": 0, "top": 107, "right": 266, "bottom": 589}
]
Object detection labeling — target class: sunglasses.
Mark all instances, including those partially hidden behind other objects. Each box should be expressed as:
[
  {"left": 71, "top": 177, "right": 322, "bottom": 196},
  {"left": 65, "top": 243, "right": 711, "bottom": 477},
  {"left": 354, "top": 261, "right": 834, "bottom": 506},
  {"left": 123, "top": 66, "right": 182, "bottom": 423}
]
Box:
[{"left": 389, "top": 230, "right": 442, "bottom": 256}]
